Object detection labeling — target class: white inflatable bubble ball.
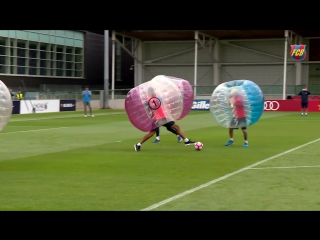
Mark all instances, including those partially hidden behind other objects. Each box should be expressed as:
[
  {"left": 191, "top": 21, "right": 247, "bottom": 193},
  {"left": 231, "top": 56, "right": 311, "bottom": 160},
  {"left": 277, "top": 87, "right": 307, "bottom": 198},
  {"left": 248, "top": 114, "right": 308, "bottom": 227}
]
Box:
[
  {"left": 210, "top": 80, "right": 264, "bottom": 129},
  {"left": 0, "top": 80, "right": 13, "bottom": 132}
]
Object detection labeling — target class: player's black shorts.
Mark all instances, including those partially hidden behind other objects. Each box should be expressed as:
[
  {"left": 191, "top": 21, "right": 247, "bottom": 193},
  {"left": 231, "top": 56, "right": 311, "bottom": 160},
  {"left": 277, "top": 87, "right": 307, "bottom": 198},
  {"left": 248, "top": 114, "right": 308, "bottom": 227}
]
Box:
[
  {"left": 163, "top": 121, "right": 175, "bottom": 129},
  {"left": 229, "top": 117, "right": 247, "bottom": 130},
  {"left": 151, "top": 121, "right": 175, "bottom": 132},
  {"left": 301, "top": 102, "right": 308, "bottom": 108}
]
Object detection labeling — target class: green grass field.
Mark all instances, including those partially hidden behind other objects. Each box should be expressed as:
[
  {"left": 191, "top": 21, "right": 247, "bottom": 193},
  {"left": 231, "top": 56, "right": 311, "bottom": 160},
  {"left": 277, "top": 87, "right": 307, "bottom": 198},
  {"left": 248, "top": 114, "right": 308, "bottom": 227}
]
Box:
[{"left": 1, "top": 110, "right": 320, "bottom": 210}]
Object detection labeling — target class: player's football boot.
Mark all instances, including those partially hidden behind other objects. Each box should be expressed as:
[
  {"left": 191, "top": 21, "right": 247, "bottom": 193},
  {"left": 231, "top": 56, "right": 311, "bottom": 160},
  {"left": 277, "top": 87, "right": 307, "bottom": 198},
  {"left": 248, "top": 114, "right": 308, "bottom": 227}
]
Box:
[
  {"left": 134, "top": 144, "right": 141, "bottom": 151},
  {"left": 152, "top": 139, "right": 160, "bottom": 143},
  {"left": 243, "top": 142, "right": 249, "bottom": 148},
  {"left": 185, "top": 140, "right": 195, "bottom": 146},
  {"left": 178, "top": 136, "right": 183, "bottom": 143},
  {"left": 225, "top": 140, "right": 234, "bottom": 146}
]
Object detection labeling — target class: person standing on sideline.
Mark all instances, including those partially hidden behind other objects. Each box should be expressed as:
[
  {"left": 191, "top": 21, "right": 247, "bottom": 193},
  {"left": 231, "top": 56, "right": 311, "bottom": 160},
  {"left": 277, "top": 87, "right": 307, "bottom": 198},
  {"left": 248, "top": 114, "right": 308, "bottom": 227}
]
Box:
[
  {"left": 16, "top": 90, "right": 23, "bottom": 100},
  {"left": 298, "top": 86, "right": 311, "bottom": 116},
  {"left": 9, "top": 88, "right": 14, "bottom": 99},
  {"left": 82, "top": 86, "right": 94, "bottom": 117}
]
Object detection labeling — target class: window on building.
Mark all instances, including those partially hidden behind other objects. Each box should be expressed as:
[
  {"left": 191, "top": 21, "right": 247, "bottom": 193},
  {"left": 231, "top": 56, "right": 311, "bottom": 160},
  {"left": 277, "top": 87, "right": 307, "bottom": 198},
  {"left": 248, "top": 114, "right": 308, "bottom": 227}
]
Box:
[
  {"left": 29, "top": 42, "right": 37, "bottom": 57},
  {"left": 29, "top": 42, "right": 37, "bottom": 75},
  {"left": 10, "top": 48, "right": 16, "bottom": 74},
  {"left": 0, "top": 31, "right": 84, "bottom": 77},
  {"left": 29, "top": 59, "right": 37, "bottom": 75},
  {"left": 66, "top": 61, "right": 73, "bottom": 77},
  {"left": 56, "top": 46, "right": 64, "bottom": 76},
  {"left": 0, "top": 53, "right": 6, "bottom": 73},
  {"left": 39, "top": 44, "right": 47, "bottom": 76},
  {"left": 0, "top": 56, "right": 5, "bottom": 65},
  {"left": 75, "top": 71, "right": 82, "bottom": 77},
  {"left": 66, "top": 47, "right": 73, "bottom": 62},
  {"left": 75, "top": 48, "right": 82, "bottom": 55},
  {"left": 50, "top": 45, "right": 55, "bottom": 76},
  {"left": 0, "top": 38, "right": 6, "bottom": 55},
  {"left": 74, "top": 47, "right": 83, "bottom": 77},
  {"left": 17, "top": 41, "right": 26, "bottom": 74},
  {"left": 0, "top": 65, "right": 5, "bottom": 73},
  {"left": 0, "top": 39, "right": 6, "bottom": 73},
  {"left": 0, "top": 38, "right": 9, "bottom": 74}
]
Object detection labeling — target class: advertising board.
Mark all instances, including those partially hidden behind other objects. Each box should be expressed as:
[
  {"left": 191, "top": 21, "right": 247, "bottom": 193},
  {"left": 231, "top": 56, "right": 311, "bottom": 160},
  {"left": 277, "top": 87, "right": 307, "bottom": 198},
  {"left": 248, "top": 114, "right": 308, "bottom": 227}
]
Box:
[
  {"left": 12, "top": 100, "right": 21, "bottom": 114},
  {"left": 20, "top": 100, "right": 60, "bottom": 114},
  {"left": 191, "top": 100, "right": 210, "bottom": 110},
  {"left": 60, "top": 100, "right": 76, "bottom": 111}
]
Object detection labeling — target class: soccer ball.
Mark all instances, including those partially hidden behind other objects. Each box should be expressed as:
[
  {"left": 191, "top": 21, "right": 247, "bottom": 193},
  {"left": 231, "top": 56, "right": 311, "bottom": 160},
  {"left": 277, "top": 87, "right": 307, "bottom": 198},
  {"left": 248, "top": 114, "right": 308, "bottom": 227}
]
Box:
[{"left": 194, "top": 142, "right": 203, "bottom": 150}]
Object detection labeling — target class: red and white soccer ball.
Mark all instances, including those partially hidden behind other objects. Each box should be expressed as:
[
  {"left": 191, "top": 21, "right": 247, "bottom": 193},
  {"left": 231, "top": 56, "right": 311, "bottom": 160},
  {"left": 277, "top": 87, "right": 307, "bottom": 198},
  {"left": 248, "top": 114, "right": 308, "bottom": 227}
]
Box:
[{"left": 194, "top": 142, "right": 203, "bottom": 151}]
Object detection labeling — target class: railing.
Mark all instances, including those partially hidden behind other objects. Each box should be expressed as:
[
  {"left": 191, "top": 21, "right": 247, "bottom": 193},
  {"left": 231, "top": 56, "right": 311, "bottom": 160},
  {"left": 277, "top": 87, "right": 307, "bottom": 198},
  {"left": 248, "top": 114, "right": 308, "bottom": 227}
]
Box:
[
  {"left": 193, "top": 85, "right": 320, "bottom": 96},
  {"left": 20, "top": 85, "right": 320, "bottom": 101},
  {"left": 107, "top": 85, "right": 320, "bottom": 99},
  {"left": 24, "top": 90, "right": 102, "bottom": 101}
]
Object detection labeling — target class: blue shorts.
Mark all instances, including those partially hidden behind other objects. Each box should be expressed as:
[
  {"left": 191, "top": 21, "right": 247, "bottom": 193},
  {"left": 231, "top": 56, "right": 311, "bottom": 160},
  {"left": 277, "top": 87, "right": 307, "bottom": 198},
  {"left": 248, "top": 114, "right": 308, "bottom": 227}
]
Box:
[{"left": 301, "top": 102, "right": 308, "bottom": 108}]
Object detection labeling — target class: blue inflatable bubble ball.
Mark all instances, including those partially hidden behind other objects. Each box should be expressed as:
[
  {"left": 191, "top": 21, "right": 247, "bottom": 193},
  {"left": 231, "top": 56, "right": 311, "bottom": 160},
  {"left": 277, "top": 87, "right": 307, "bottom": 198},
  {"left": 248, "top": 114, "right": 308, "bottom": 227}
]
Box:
[{"left": 210, "top": 79, "right": 264, "bottom": 128}]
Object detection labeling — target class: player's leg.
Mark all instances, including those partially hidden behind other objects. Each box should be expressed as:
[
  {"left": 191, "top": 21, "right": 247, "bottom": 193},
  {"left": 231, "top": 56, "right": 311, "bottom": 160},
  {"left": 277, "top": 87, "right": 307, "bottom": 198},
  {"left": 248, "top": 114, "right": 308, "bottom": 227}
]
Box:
[
  {"left": 305, "top": 102, "right": 308, "bottom": 116},
  {"left": 301, "top": 102, "right": 304, "bottom": 116},
  {"left": 242, "top": 127, "right": 248, "bottom": 147},
  {"left": 152, "top": 127, "right": 161, "bottom": 143},
  {"left": 88, "top": 101, "right": 94, "bottom": 117},
  {"left": 238, "top": 117, "right": 248, "bottom": 147},
  {"left": 165, "top": 126, "right": 182, "bottom": 143},
  {"left": 134, "top": 130, "right": 156, "bottom": 151},
  {"left": 83, "top": 102, "right": 87, "bottom": 117},
  {"left": 169, "top": 122, "right": 195, "bottom": 146},
  {"left": 226, "top": 117, "right": 236, "bottom": 146},
  {"left": 225, "top": 128, "right": 234, "bottom": 146},
  {"left": 152, "top": 118, "right": 165, "bottom": 143},
  {"left": 152, "top": 121, "right": 182, "bottom": 143}
]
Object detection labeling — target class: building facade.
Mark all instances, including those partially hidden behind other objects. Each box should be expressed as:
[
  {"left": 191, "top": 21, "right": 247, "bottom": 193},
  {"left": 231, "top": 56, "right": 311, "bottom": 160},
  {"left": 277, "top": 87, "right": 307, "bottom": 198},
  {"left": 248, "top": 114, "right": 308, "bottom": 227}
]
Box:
[
  {"left": 0, "top": 30, "right": 134, "bottom": 92},
  {"left": 140, "top": 38, "right": 320, "bottom": 96},
  {"left": 0, "top": 30, "right": 84, "bottom": 77}
]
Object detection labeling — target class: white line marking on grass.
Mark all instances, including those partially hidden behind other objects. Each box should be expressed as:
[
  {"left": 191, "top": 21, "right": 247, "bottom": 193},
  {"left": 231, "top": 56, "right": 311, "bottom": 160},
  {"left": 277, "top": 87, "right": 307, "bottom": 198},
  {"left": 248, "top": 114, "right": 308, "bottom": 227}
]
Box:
[
  {"left": 9, "top": 112, "right": 124, "bottom": 122},
  {"left": 141, "top": 137, "right": 320, "bottom": 211},
  {"left": 250, "top": 165, "right": 320, "bottom": 170},
  {"left": 1, "top": 127, "right": 70, "bottom": 134}
]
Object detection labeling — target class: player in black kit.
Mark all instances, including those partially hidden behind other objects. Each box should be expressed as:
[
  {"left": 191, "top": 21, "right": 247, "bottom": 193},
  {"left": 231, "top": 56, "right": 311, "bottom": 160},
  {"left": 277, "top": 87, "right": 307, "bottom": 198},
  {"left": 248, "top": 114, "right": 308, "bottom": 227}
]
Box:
[{"left": 298, "top": 86, "right": 311, "bottom": 116}]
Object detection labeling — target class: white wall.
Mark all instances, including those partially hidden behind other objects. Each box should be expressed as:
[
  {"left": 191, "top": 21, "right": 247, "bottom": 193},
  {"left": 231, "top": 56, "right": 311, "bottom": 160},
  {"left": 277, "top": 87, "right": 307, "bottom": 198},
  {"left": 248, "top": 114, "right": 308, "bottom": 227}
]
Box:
[
  {"left": 141, "top": 39, "right": 310, "bottom": 93},
  {"left": 108, "top": 99, "right": 125, "bottom": 109},
  {"left": 219, "top": 39, "right": 310, "bottom": 86},
  {"left": 143, "top": 41, "right": 213, "bottom": 86},
  {"left": 220, "top": 65, "right": 295, "bottom": 85},
  {"left": 308, "top": 62, "right": 320, "bottom": 85},
  {"left": 76, "top": 100, "right": 101, "bottom": 109},
  {"left": 144, "top": 66, "right": 212, "bottom": 86}
]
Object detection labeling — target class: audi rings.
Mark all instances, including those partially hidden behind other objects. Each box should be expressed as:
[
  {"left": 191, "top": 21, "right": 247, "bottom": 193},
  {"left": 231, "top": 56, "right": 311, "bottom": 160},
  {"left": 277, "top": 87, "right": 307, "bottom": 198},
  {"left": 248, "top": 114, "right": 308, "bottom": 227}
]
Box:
[{"left": 264, "top": 101, "right": 280, "bottom": 111}]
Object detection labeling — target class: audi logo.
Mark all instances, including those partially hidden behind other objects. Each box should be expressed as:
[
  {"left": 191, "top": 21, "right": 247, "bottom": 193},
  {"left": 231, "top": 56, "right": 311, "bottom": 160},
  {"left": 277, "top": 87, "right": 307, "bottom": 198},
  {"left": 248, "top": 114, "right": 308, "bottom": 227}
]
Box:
[{"left": 264, "top": 101, "right": 280, "bottom": 111}]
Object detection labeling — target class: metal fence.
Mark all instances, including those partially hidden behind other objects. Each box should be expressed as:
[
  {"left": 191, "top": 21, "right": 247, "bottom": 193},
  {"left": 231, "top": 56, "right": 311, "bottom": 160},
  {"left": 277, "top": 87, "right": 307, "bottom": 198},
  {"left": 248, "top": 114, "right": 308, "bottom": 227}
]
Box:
[
  {"left": 22, "top": 90, "right": 102, "bottom": 101},
  {"left": 19, "top": 85, "right": 320, "bottom": 101},
  {"left": 107, "top": 85, "right": 320, "bottom": 99}
]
